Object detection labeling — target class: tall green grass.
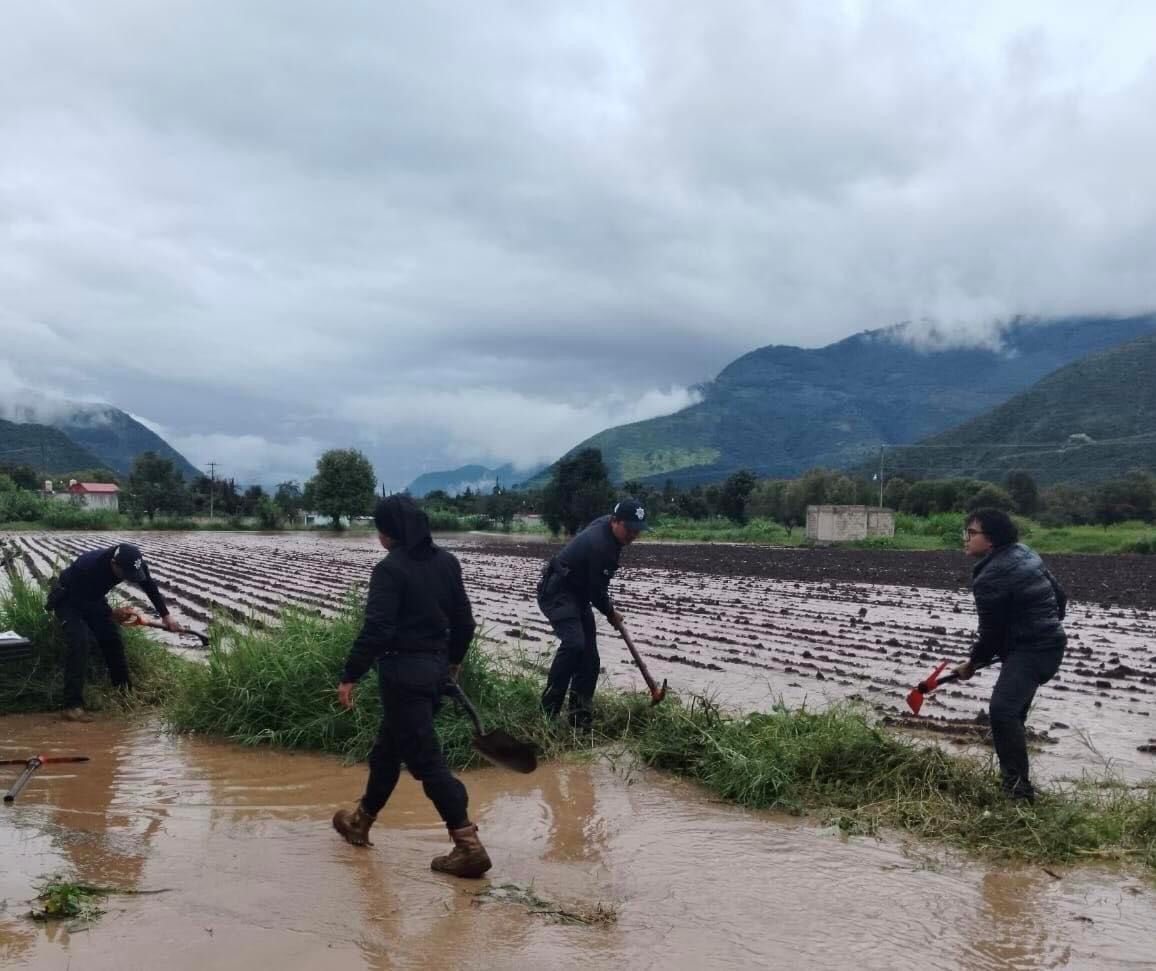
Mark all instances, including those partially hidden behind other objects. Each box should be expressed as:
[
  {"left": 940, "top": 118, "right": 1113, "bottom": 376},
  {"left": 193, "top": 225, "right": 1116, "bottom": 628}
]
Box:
[{"left": 164, "top": 597, "right": 647, "bottom": 767}]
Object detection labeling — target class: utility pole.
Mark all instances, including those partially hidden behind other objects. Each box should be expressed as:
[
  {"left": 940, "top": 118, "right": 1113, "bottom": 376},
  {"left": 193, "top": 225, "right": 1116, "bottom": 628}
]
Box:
[
  {"left": 878, "top": 445, "right": 885, "bottom": 508},
  {"left": 207, "top": 462, "right": 218, "bottom": 520}
]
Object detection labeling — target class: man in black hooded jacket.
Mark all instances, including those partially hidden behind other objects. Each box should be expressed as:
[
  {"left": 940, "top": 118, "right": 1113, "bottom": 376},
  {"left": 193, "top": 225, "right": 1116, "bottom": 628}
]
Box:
[
  {"left": 331, "top": 495, "right": 490, "bottom": 878},
  {"left": 953, "top": 508, "right": 1067, "bottom": 802}
]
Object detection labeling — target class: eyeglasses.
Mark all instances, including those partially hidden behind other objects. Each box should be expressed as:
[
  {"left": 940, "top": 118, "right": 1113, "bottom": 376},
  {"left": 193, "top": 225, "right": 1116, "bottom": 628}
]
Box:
[{"left": 962, "top": 528, "right": 985, "bottom": 539}]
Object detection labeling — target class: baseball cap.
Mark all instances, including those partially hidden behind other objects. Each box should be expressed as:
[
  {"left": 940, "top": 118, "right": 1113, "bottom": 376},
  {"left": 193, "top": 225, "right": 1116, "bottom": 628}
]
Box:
[
  {"left": 113, "top": 543, "right": 147, "bottom": 582},
  {"left": 612, "top": 497, "right": 650, "bottom": 532}
]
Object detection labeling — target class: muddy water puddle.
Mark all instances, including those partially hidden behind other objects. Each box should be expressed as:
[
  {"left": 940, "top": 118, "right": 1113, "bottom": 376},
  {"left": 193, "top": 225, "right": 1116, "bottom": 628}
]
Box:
[{"left": 2, "top": 716, "right": 1155, "bottom": 970}]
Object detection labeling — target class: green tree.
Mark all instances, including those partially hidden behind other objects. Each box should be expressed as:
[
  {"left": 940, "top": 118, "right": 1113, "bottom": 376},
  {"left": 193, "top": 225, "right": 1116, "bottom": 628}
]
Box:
[
  {"left": 241, "top": 484, "right": 266, "bottom": 517},
  {"left": 826, "top": 475, "right": 858, "bottom": 505},
  {"left": 256, "top": 495, "right": 284, "bottom": 529},
  {"left": 540, "top": 448, "right": 613, "bottom": 536},
  {"left": 273, "top": 480, "right": 304, "bottom": 521},
  {"left": 1005, "top": 470, "right": 1040, "bottom": 517},
  {"left": 1093, "top": 471, "right": 1156, "bottom": 525},
  {"left": 718, "top": 469, "right": 757, "bottom": 524},
  {"left": 676, "top": 485, "right": 711, "bottom": 520},
  {"left": 127, "top": 451, "right": 186, "bottom": 520},
  {"left": 0, "top": 464, "right": 40, "bottom": 490},
  {"left": 1038, "top": 484, "right": 1093, "bottom": 526},
  {"left": 965, "top": 483, "right": 1016, "bottom": 513},
  {"left": 484, "top": 486, "right": 518, "bottom": 529},
  {"left": 307, "top": 448, "right": 377, "bottom": 528},
  {"left": 882, "top": 477, "right": 910, "bottom": 511},
  {"left": 0, "top": 473, "right": 17, "bottom": 493},
  {"left": 748, "top": 480, "right": 787, "bottom": 520}
]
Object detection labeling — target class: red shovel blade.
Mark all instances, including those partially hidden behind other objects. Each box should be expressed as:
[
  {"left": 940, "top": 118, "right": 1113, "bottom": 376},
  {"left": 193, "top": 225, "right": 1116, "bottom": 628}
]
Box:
[
  {"left": 906, "top": 661, "right": 948, "bottom": 715},
  {"left": 905, "top": 686, "right": 926, "bottom": 715}
]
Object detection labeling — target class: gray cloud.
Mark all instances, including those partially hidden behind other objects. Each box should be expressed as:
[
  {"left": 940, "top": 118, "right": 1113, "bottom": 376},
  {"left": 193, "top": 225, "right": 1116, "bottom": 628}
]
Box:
[{"left": 3, "top": 2, "right": 1155, "bottom": 486}]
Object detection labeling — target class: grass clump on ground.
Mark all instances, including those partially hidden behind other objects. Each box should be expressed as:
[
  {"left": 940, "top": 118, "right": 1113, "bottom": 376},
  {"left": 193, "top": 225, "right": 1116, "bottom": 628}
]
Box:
[
  {"left": 631, "top": 698, "right": 1156, "bottom": 869},
  {"left": 0, "top": 570, "right": 186, "bottom": 714}
]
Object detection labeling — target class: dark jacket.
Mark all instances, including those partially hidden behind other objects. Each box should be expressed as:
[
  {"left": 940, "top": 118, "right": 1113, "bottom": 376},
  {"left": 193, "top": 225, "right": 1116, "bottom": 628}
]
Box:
[
  {"left": 50, "top": 546, "right": 169, "bottom": 617},
  {"left": 969, "top": 543, "right": 1067, "bottom": 666},
  {"left": 341, "top": 502, "right": 476, "bottom": 683},
  {"left": 537, "top": 515, "right": 623, "bottom": 618}
]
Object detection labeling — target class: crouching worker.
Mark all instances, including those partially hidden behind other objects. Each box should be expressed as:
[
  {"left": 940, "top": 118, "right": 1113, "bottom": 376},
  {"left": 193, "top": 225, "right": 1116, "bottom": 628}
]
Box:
[
  {"left": 538, "top": 497, "right": 648, "bottom": 729},
  {"left": 46, "top": 543, "right": 182, "bottom": 722},
  {"left": 953, "top": 508, "right": 1067, "bottom": 803},
  {"left": 332, "top": 495, "right": 490, "bottom": 878}
]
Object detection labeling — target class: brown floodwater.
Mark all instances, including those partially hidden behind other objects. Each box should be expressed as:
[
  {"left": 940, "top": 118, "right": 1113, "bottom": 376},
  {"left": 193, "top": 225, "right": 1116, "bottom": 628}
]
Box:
[{"left": 1, "top": 715, "right": 1154, "bottom": 970}]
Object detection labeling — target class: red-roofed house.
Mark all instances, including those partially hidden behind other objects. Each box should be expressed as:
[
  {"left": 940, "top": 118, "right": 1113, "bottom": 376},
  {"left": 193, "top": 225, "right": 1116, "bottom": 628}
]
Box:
[{"left": 66, "top": 480, "right": 120, "bottom": 512}]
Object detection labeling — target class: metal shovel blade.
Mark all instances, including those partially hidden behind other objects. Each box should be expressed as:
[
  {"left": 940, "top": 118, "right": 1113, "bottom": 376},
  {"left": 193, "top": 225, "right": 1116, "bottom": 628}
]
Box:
[
  {"left": 444, "top": 682, "right": 538, "bottom": 774},
  {"left": 471, "top": 729, "right": 538, "bottom": 775}
]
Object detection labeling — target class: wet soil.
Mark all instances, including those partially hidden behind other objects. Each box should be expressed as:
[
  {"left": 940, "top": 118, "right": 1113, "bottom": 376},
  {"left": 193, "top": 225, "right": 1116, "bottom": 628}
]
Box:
[
  {"left": 461, "top": 538, "right": 1156, "bottom": 612},
  {"left": 3, "top": 715, "right": 1155, "bottom": 971}
]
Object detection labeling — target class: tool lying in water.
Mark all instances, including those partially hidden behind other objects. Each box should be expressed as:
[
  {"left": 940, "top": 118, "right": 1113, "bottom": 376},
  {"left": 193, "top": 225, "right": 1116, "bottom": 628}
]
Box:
[
  {"left": 442, "top": 681, "right": 537, "bottom": 774},
  {"left": 2, "top": 755, "right": 90, "bottom": 804},
  {"left": 617, "top": 623, "right": 667, "bottom": 706},
  {"left": 119, "top": 611, "right": 210, "bottom": 647},
  {"left": 906, "top": 660, "right": 992, "bottom": 715}
]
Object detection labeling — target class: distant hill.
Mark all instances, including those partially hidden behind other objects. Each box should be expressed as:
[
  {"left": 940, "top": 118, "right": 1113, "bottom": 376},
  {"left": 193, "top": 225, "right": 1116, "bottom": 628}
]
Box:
[
  {"left": 525, "top": 314, "right": 1156, "bottom": 488},
  {"left": 0, "top": 419, "right": 109, "bottom": 475},
  {"left": 0, "top": 396, "right": 199, "bottom": 480},
  {"left": 408, "top": 462, "right": 546, "bottom": 497},
  {"left": 881, "top": 333, "right": 1156, "bottom": 484}
]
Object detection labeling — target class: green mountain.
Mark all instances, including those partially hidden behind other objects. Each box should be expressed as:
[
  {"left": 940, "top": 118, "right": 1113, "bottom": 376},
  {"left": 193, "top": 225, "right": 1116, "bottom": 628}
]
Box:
[
  {"left": 526, "top": 314, "right": 1156, "bottom": 488},
  {"left": 0, "top": 397, "right": 199, "bottom": 480},
  {"left": 881, "top": 333, "right": 1156, "bottom": 484},
  {"left": 408, "top": 462, "right": 546, "bottom": 497},
  {"left": 0, "top": 419, "right": 109, "bottom": 475}
]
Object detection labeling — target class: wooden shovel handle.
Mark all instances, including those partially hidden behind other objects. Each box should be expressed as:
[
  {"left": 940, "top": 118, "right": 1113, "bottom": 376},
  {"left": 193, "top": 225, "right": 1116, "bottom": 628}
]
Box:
[{"left": 617, "top": 623, "right": 667, "bottom": 705}]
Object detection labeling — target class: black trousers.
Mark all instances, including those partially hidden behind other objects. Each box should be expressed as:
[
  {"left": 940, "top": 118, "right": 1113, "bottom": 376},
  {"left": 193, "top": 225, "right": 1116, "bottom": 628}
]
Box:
[
  {"left": 361, "top": 653, "right": 469, "bottom": 830},
  {"left": 989, "top": 646, "right": 1064, "bottom": 800},
  {"left": 54, "top": 600, "right": 131, "bottom": 709},
  {"left": 539, "top": 594, "right": 599, "bottom": 723}
]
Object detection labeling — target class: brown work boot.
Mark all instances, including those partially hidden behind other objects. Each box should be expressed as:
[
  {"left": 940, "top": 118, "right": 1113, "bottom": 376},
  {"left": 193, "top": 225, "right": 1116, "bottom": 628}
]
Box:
[
  {"left": 61, "top": 707, "right": 94, "bottom": 723},
  {"left": 332, "top": 803, "right": 376, "bottom": 847},
  {"left": 431, "top": 823, "right": 492, "bottom": 878}
]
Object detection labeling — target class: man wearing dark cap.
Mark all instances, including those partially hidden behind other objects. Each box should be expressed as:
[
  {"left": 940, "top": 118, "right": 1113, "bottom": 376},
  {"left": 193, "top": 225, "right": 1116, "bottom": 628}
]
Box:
[
  {"left": 332, "top": 495, "right": 490, "bottom": 878},
  {"left": 537, "top": 497, "right": 648, "bottom": 728},
  {"left": 45, "top": 543, "right": 182, "bottom": 722}
]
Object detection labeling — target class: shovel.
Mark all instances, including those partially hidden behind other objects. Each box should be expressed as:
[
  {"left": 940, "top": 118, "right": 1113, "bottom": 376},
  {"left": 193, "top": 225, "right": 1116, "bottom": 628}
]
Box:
[
  {"left": 617, "top": 623, "right": 667, "bottom": 706},
  {"left": 442, "top": 682, "right": 537, "bottom": 774},
  {"left": 906, "top": 660, "right": 992, "bottom": 715},
  {"left": 120, "top": 612, "right": 210, "bottom": 647},
  {"left": 3, "top": 755, "right": 90, "bottom": 804}
]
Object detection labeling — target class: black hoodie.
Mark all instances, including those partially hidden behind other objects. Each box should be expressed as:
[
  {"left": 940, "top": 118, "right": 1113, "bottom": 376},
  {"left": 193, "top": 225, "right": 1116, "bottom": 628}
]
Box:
[{"left": 340, "top": 496, "right": 477, "bottom": 682}]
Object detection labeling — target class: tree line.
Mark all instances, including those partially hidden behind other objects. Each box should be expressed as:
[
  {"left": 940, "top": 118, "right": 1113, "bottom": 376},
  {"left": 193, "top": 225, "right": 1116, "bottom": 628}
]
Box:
[{"left": 5, "top": 446, "right": 1154, "bottom": 534}]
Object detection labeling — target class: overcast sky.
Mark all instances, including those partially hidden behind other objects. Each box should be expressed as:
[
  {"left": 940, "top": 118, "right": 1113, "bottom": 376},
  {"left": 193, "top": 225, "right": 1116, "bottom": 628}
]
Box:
[{"left": 2, "top": 1, "right": 1155, "bottom": 488}]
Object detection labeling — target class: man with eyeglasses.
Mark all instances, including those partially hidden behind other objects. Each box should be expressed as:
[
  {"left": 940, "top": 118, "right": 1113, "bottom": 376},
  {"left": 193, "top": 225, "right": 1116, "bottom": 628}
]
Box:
[{"left": 953, "top": 508, "right": 1067, "bottom": 802}]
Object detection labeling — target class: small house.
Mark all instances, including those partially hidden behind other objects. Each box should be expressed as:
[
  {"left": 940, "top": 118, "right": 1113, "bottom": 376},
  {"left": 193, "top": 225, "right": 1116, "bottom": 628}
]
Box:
[
  {"left": 65, "top": 481, "right": 120, "bottom": 512},
  {"left": 806, "top": 504, "right": 894, "bottom": 543}
]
